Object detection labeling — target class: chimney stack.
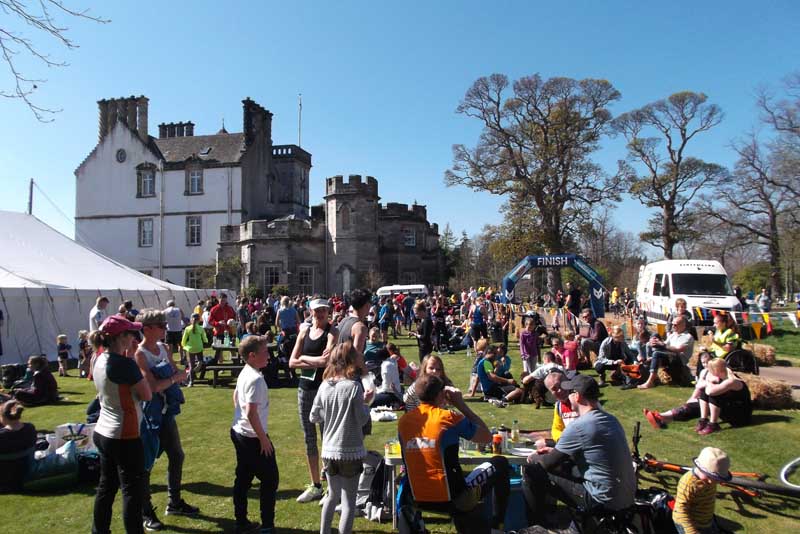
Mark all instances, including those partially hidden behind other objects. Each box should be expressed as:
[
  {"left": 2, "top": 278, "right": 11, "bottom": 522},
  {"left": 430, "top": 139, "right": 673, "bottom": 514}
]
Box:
[
  {"left": 137, "top": 96, "right": 148, "bottom": 140},
  {"left": 185, "top": 122, "right": 194, "bottom": 136},
  {"left": 97, "top": 95, "right": 150, "bottom": 143}
]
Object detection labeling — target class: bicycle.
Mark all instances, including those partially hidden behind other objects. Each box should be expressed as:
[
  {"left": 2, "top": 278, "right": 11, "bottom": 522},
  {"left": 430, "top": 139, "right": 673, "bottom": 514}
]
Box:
[{"left": 631, "top": 422, "right": 800, "bottom": 499}]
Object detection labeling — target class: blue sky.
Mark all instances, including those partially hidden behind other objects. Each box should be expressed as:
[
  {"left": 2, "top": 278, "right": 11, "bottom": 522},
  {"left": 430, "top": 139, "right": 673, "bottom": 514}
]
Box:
[{"left": 1, "top": 1, "right": 798, "bottom": 258}]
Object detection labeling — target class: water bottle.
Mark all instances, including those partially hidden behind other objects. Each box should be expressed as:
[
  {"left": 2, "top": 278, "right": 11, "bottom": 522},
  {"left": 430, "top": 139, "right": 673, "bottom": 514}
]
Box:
[
  {"left": 224, "top": 331, "right": 230, "bottom": 347},
  {"left": 511, "top": 419, "right": 520, "bottom": 443}
]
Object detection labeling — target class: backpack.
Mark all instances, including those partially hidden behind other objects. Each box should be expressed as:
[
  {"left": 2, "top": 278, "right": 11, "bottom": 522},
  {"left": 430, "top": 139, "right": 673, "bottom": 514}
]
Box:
[{"left": 361, "top": 451, "right": 392, "bottom": 522}]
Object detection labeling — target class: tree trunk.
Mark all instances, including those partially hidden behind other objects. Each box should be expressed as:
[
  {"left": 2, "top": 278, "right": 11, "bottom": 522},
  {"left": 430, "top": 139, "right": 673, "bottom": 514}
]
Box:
[{"left": 662, "top": 208, "right": 675, "bottom": 259}]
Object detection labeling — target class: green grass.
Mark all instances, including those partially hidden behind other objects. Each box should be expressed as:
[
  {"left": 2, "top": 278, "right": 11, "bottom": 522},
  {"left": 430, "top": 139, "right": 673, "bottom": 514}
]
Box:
[
  {"left": 755, "top": 324, "right": 800, "bottom": 364},
  {"left": 1, "top": 335, "right": 799, "bottom": 533}
]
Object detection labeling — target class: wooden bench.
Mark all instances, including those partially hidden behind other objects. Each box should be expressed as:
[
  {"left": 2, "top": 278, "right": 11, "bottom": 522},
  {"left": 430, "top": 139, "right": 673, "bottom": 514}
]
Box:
[{"left": 199, "top": 365, "right": 244, "bottom": 388}]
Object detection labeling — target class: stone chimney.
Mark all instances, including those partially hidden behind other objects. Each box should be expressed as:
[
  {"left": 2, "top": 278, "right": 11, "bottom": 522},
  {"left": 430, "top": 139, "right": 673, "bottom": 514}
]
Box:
[
  {"left": 242, "top": 97, "right": 273, "bottom": 147},
  {"left": 157, "top": 121, "right": 196, "bottom": 138},
  {"left": 137, "top": 96, "right": 148, "bottom": 140},
  {"left": 97, "top": 95, "right": 149, "bottom": 143},
  {"left": 185, "top": 121, "right": 194, "bottom": 136}
]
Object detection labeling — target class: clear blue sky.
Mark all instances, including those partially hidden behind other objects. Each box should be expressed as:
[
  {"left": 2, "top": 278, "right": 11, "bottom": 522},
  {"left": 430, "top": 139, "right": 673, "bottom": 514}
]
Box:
[{"left": 2, "top": 1, "right": 798, "bottom": 257}]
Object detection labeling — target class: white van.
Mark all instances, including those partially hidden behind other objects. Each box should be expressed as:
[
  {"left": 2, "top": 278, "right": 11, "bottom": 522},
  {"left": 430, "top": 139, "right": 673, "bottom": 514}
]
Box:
[
  {"left": 376, "top": 284, "right": 428, "bottom": 298},
  {"left": 636, "top": 260, "right": 742, "bottom": 326}
]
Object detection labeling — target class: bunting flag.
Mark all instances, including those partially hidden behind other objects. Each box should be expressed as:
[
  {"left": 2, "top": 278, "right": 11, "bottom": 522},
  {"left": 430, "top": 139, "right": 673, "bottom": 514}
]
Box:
[
  {"left": 741, "top": 312, "right": 749, "bottom": 323},
  {"left": 787, "top": 312, "right": 799, "bottom": 329},
  {"left": 762, "top": 313, "right": 773, "bottom": 334}
]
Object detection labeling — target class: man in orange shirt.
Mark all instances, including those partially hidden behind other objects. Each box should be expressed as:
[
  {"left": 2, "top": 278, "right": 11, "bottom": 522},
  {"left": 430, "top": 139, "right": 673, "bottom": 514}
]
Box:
[{"left": 398, "top": 374, "right": 509, "bottom": 533}]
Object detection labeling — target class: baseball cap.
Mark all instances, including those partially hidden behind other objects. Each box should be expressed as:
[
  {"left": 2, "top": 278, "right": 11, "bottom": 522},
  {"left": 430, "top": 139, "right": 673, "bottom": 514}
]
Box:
[
  {"left": 309, "top": 298, "right": 330, "bottom": 310},
  {"left": 100, "top": 315, "right": 143, "bottom": 335},
  {"left": 560, "top": 374, "right": 600, "bottom": 400}
]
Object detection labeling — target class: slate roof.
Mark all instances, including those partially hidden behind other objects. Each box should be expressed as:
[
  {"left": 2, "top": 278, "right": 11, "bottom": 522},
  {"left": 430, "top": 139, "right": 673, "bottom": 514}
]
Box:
[{"left": 153, "top": 132, "right": 245, "bottom": 164}]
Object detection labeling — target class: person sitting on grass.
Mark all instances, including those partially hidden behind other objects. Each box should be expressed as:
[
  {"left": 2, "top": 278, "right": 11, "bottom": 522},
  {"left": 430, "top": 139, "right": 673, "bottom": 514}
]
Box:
[
  {"left": 638, "top": 316, "right": 694, "bottom": 389},
  {"left": 0, "top": 399, "right": 37, "bottom": 492},
  {"left": 561, "top": 332, "right": 580, "bottom": 372},
  {"left": 594, "top": 326, "right": 638, "bottom": 386},
  {"left": 476, "top": 345, "right": 518, "bottom": 407},
  {"left": 403, "top": 354, "right": 453, "bottom": 412},
  {"left": 363, "top": 327, "right": 387, "bottom": 376},
  {"left": 12, "top": 355, "right": 58, "bottom": 407},
  {"left": 643, "top": 351, "right": 713, "bottom": 430},
  {"left": 372, "top": 345, "right": 403, "bottom": 409},
  {"left": 695, "top": 357, "right": 751, "bottom": 436},
  {"left": 493, "top": 344, "right": 513, "bottom": 381},
  {"left": 672, "top": 447, "right": 732, "bottom": 534},
  {"left": 387, "top": 343, "right": 417, "bottom": 385},
  {"left": 231, "top": 335, "right": 278, "bottom": 534},
  {"left": 467, "top": 338, "right": 490, "bottom": 397},
  {"left": 515, "top": 352, "right": 565, "bottom": 408}
]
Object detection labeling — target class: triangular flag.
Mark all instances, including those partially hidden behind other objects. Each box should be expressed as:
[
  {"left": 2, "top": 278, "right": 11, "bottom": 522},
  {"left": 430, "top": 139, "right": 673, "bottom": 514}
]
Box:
[{"left": 762, "top": 313, "right": 773, "bottom": 334}]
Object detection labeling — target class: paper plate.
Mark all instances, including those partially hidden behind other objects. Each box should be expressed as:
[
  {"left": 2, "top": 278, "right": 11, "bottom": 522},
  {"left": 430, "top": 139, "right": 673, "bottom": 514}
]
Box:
[{"left": 508, "top": 447, "right": 535, "bottom": 457}]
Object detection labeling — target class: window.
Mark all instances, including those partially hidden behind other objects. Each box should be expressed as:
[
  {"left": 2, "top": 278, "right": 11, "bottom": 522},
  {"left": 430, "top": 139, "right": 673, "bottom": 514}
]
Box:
[
  {"left": 136, "top": 165, "right": 156, "bottom": 197},
  {"left": 138, "top": 218, "right": 153, "bottom": 247},
  {"left": 403, "top": 227, "right": 416, "bottom": 247},
  {"left": 401, "top": 271, "right": 417, "bottom": 285},
  {"left": 264, "top": 264, "right": 281, "bottom": 290},
  {"left": 186, "top": 216, "right": 202, "bottom": 246},
  {"left": 340, "top": 205, "right": 351, "bottom": 229},
  {"left": 298, "top": 266, "right": 314, "bottom": 295},
  {"left": 186, "top": 168, "right": 203, "bottom": 195},
  {"left": 185, "top": 269, "right": 201, "bottom": 289}
]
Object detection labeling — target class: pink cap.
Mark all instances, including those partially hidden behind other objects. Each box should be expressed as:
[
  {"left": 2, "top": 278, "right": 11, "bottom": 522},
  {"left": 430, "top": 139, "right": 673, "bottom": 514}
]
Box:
[{"left": 100, "top": 315, "right": 143, "bottom": 335}]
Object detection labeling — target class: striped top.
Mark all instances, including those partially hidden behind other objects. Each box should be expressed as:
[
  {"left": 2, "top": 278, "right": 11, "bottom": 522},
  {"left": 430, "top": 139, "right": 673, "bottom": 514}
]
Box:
[
  {"left": 93, "top": 352, "right": 144, "bottom": 440},
  {"left": 673, "top": 470, "right": 717, "bottom": 533}
]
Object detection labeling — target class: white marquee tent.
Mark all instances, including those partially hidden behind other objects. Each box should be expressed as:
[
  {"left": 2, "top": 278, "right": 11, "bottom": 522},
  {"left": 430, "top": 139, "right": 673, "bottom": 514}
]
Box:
[{"left": 0, "top": 211, "right": 228, "bottom": 364}]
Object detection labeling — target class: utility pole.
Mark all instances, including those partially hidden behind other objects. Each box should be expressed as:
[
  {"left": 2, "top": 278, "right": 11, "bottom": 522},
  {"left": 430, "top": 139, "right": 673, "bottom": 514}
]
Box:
[{"left": 27, "top": 178, "right": 33, "bottom": 215}]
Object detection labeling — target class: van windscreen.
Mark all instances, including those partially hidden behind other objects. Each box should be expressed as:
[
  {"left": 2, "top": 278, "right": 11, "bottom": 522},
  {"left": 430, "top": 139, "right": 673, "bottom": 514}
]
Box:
[{"left": 671, "top": 273, "right": 733, "bottom": 296}]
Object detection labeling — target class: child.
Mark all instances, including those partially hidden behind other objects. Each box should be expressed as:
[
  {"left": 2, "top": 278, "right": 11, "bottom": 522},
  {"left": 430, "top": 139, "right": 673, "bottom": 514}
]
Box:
[
  {"left": 363, "top": 327, "right": 386, "bottom": 375},
  {"left": 309, "top": 341, "right": 371, "bottom": 534},
  {"left": 373, "top": 344, "right": 403, "bottom": 408},
  {"left": 56, "top": 334, "right": 71, "bottom": 377},
  {"left": 181, "top": 313, "right": 208, "bottom": 387},
  {"left": 672, "top": 447, "right": 731, "bottom": 534},
  {"left": 387, "top": 343, "right": 417, "bottom": 384},
  {"left": 231, "top": 335, "right": 278, "bottom": 534},
  {"left": 241, "top": 321, "right": 258, "bottom": 340},
  {"left": 494, "top": 344, "right": 513, "bottom": 380},
  {"left": 561, "top": 331, "right": 579, "bottom": 371},
  {"left": 468, "top": 338, "right": 490, "bottom": 397},
  {"left": 77, "top": 330, "right": 92, "bottom": 378},
  {"left": 519, "top": 317, "right": 540, "bottom": 373}
]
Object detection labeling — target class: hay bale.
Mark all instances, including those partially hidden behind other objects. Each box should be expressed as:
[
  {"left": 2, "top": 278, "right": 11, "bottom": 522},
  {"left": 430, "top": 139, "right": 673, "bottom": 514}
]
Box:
[
  {"left": 740, "top": 373, "right": 793, "bottom": 409},
  {"left": 747, "top": 343, "right": 776, "bottom": 367}
]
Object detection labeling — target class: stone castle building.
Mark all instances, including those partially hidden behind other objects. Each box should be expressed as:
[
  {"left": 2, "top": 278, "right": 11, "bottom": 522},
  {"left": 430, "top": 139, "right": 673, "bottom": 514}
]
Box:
[{"left": 74, "top": 94, "right": 442, "bottom": 294}]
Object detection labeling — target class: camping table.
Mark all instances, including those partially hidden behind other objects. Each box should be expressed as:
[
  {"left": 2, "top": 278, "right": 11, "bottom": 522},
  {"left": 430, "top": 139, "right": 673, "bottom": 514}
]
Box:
[{"left": 384, "top": 449, "right": 532, "bottom": 528}]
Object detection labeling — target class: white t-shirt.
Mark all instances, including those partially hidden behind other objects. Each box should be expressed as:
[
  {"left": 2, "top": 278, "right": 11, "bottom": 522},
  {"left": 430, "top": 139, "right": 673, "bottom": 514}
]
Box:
[
  {"left": 89, "top": 305, "right": 107, "bottom": 331},
  {"left": 378, "top": 358, "right": 402, "bottom": 396},
  {"left": 164, "top": 306, "right": 183, "bottom": 332},
  {"left": 232, "top": 364, "right": 269, "bottom": 438}
]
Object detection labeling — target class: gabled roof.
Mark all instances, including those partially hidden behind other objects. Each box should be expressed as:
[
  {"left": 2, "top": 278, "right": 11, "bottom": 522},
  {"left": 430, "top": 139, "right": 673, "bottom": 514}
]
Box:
[{"left": 154, "top": 132, "right": 245, "bottom": 165}]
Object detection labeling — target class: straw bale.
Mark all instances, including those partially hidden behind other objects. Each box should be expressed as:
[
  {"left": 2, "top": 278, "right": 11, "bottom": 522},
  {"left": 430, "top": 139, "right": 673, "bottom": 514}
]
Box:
[
  {"left": 747, "top": 343, "right": 776, "bottom": 367},
  {"left": 740, "top": 373, "right": 793, "bottom": 410}
]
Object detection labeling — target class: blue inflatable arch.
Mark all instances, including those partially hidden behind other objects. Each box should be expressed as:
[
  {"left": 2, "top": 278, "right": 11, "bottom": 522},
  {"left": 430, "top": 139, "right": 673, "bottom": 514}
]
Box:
[{"left": 500, "top": 253, "right": 605, "bottom": 319}]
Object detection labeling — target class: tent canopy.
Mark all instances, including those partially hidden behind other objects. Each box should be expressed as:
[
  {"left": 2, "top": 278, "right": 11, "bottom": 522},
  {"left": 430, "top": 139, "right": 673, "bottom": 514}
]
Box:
[{"left": 0, "top": 210, "right": 230, "bottom": 364}]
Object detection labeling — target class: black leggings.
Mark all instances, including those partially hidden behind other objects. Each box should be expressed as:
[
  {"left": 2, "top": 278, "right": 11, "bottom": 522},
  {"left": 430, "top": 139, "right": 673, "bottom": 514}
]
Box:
[{"left": 92, "top": 433, "right": 146, "bottom": 534}]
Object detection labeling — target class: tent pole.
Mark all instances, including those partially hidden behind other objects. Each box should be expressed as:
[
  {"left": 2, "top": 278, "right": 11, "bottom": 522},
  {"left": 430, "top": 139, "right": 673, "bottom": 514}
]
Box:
[{"left": 23, "top": 287, "right": 43, "bottom": 355}]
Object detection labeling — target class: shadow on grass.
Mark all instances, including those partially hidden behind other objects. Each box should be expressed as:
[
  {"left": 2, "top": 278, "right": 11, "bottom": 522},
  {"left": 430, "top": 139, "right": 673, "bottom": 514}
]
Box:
[
  {"left": 726, "top": 491, "right": 800, "bottom": 521},
  {"left": 748, "top": 413, "right": 793, "bottom": 426},
  {"left": 152, "top": 481, "right": 296, "bottom": 501}
]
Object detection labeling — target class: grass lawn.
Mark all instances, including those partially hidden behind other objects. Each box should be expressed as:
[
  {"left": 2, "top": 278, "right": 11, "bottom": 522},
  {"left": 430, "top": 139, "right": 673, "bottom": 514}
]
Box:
[
  {"left": 754, "top": 324, "right": 800, "bottom": 365},
  {"left": 1, "top": 334, "right": 799, "bottom": 533}
]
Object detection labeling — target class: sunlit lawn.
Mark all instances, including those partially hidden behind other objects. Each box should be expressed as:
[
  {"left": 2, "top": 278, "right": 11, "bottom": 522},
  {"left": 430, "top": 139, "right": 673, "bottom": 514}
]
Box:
[{"left": 1, "top": 333, "right": 798, "bottom": 532}]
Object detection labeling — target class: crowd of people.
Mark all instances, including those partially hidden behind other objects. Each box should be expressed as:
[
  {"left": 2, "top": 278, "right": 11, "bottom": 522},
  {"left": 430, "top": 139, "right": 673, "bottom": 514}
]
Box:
[{"left": 0, "top": 281, "right": 760, "bottom": 534}]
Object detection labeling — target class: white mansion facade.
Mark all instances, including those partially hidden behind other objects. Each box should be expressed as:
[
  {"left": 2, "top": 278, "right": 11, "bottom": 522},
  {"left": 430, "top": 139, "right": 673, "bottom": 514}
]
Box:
[{"left": 74, "top": 95, "right": 310, "bottom": 287}]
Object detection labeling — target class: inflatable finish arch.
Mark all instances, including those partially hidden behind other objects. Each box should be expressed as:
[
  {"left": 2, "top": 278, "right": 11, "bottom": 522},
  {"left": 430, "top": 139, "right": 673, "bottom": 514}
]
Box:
[{"left": 500, "top": 254, "right": 605, "bottom": 318}]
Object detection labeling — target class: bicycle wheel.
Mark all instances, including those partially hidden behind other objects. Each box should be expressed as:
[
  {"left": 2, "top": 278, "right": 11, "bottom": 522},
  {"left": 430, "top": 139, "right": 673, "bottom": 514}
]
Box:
[{"left": 728, "top": 476, "right": 800, "bottom": 498}]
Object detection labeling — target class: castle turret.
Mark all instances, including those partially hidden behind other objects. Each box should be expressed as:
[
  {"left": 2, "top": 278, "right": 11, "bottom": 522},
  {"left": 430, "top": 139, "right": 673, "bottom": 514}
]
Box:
[{"left": 325, "top": 174, "right": 380, "bottom": 294}]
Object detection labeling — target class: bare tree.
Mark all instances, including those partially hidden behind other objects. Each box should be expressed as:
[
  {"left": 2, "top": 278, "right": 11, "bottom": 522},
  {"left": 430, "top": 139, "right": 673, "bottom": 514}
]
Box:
[
  {"left": 613, "top": 92, "right": 727, "bottom": 259},
  {"left": 699, "top": 136, "right": 795, "bottom": 298},
  {"left": 445, "top": 73, "right": 622, "bottom": 293},
  {"left": 1, "top": 0, "right": 107, "bottom": 121}
]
